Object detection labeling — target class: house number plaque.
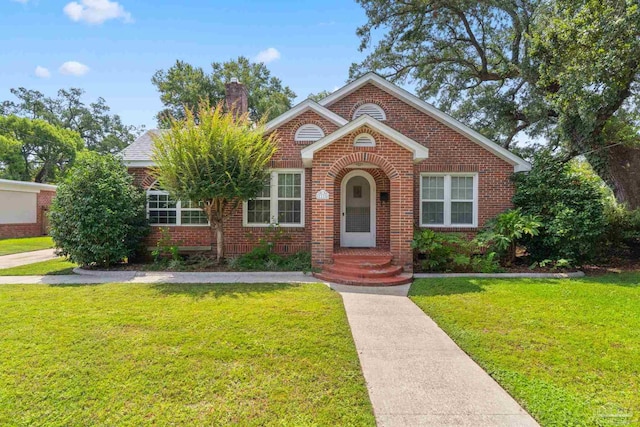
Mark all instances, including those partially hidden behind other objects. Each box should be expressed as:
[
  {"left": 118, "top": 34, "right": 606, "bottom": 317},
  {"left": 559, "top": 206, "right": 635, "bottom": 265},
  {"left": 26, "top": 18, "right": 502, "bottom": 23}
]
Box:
[{"left": 315, "top": 189, "right": 330, "bottom": 200}]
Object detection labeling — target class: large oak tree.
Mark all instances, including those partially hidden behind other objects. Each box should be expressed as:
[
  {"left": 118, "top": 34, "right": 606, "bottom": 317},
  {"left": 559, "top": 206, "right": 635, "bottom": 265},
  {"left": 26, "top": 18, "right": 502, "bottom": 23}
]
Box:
[
  {"left": 351, "top": 0, "right": 640, "bottom": 208},
  {"left": 152, "top": 56, "right": 296, "bottom": 125}
]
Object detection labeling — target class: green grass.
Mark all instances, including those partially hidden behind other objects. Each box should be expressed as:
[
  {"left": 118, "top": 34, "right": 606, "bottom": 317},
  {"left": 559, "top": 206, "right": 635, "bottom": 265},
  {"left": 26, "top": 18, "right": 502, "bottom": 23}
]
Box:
[
  {"left": 0, "top": 236, "right": 53, "bottom": 255},
  {"left": 410, "top": 274, "right": 640, "bottom": 426},
  {"left": 0, "top": 258, "right": 77, "bottom": 275},
  {"left": 0, "top": 282, "right": 374, "bottom": 426}
]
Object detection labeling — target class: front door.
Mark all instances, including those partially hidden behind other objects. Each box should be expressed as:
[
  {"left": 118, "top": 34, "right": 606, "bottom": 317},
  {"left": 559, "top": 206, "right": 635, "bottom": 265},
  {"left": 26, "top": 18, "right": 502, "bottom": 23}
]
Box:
[{"left": 341, "top": 171, "right": 376, "bottom": 247}]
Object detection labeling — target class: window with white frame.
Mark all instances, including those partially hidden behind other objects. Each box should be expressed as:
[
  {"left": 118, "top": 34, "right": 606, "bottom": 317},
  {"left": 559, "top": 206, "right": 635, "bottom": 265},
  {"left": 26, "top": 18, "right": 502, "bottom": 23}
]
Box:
[
  {"left": 420, "top": 174, "right": 477, "bottom": 227},
  {"left": 244, "top": 170, "right": 304, "bottom": 227},
  {"left": 147, "top": 183, "right": 209, "bottom": 226}
]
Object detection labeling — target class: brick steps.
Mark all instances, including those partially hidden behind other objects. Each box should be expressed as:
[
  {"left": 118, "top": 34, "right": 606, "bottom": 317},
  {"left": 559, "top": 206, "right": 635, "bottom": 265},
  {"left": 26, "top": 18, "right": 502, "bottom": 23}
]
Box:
[{"left": 314, "top": 251, "right": 412, "bottom": 286}]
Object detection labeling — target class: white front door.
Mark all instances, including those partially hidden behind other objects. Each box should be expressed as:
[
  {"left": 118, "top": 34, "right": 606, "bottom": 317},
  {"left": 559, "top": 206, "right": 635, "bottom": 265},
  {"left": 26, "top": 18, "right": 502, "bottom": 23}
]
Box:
[{"left": 341, "top": 171, "right": 376, "bottom": 247}]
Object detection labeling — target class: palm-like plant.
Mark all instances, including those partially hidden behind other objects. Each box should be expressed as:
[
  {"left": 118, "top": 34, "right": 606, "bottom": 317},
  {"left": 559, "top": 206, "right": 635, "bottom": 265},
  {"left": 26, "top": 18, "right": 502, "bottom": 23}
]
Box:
[{"left": 476, "top": 209, "right": 542, "bottom": 265}]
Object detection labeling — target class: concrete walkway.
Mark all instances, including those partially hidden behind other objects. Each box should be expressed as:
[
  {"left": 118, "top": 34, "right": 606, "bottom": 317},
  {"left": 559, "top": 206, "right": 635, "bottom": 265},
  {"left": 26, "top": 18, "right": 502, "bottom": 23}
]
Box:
[
  {"left": 337, "top": 285, "right": 539, "bottom": 427},
  {"left": 0, "top": 270, "right": 323, "bottom": 285},
  {"left": 0, "top": 249, "right": 57, "bottom": 269}
]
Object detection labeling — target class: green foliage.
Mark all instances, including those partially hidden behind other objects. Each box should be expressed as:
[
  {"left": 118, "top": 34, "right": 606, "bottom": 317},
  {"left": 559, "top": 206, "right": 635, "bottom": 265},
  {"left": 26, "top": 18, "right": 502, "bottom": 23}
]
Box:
[
  {"left": 151, "top": 227, "right": 181, "bottom": 264},
  {"left": 476, "top": 209, "right": 542, "bottom": 265},
  {"left": 229, "top": 249, "right": 312, "bottom": 272},
  {"left": 49, "top": 152, "right": 149, "bottom": 267},
  {"left": 411, "top": 229, "right": 501, "bottom": 273},
  {"left": 351, "top": 0, "right": 640, "bottom": 208},
  {"left": 603, "top": 205, "right": 640, "bottom": 257},
  {"left": 152, "top": 56, "right": 296, "bottom": 124},
  {"left": 151, "top": 101, "right": 277, "bottom": 262},
  {"left": 307, "top": 90, "right": 333, "bottom": 102},
  {"left": 0, "top": 87, "right": 143, "bottom": 154},
  {"left": 513, "top": 152, "right": 608, "bottom": 263},
  {"left": 0, "top": 115, "right": 83, "bottom": 182}
]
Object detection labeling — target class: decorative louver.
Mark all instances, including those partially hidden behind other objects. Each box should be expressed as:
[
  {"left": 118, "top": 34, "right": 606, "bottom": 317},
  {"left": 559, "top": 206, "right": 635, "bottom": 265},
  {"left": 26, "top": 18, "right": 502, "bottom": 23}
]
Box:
[
  {"left": 353, "top": 103, "right": 386, "bottom": 121},
  {"left": 294, "top": 124, "right": 325, "bottom": 142},
  {"left": 354, "top": 133, "right": 376, "bottom": 147}
]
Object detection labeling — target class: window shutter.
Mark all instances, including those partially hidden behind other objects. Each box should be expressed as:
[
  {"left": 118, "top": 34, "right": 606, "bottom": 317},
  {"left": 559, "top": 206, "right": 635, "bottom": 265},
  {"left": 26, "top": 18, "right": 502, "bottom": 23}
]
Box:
[{"left": 294, "top": 124, "right": 325, "bottom": 142}]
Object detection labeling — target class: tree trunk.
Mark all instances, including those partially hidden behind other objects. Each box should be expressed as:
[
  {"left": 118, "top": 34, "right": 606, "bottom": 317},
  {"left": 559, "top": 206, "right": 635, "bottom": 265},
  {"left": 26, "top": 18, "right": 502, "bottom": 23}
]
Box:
[
  {"left": 591, "top": 145, "right": 640, "bottom": 210},
  {"left": 214, "top": 223, "right": 224, "bottom": 264}
]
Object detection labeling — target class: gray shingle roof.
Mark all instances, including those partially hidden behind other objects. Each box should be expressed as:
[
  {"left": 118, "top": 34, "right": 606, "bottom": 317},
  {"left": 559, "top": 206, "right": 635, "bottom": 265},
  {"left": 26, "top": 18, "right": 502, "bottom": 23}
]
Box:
[{"left": 120, "top": 129, "right": 163, "bottom": 161}]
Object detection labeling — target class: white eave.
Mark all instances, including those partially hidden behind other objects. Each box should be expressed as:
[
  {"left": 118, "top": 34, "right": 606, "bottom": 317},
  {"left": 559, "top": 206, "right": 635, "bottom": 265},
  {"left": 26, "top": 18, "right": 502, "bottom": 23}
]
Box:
[
  {"left": 0, "top": 178, "right": 57, "bottom": 193},
  {"left": 264, "top": 99, "right": 348, "bottom": 133},
  {"left": 300, "top": 115, "right": 429, "bottom": 167},
  {"left": 319, "top": 73, "right": 531, "bottom": 172}
]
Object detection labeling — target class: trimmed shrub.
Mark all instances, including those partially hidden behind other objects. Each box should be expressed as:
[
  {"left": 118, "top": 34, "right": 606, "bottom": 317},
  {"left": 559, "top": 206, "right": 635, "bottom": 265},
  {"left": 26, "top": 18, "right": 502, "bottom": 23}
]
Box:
[
  {"left": 513, "top": 152, "right": 608, "bottom": 263},
  {"left": 49, "top": 152, "right": 149, "bottom": 267}
]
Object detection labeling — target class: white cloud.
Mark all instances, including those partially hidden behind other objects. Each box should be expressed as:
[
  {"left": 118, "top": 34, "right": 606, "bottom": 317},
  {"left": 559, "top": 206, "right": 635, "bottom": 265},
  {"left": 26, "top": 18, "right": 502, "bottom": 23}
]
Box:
[
  {"left": 254, "top": 47, "right": 281, "bottom": 64},
  {"left": 63, "top": 0, "right": 133, "bottom": 25},
  {"left": 11, "top": 0, "right": 30, "bottom": 4},
  {"left": 34, "top": 66, "right": 51, "bottom": 79},
  {"left": 59, "top": 61, "right": 90, "bottom": 76}
]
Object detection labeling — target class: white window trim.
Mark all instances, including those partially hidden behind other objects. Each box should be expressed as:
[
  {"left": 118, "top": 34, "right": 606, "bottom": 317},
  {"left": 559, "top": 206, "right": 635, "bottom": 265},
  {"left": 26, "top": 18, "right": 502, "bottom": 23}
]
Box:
[
  {"left": 243, "top": 169, "right": 305, "bottom": 228},
  {"left": 419, "top": 173, "right": 478, "bottom": 228},
  {"left": 147, "top": 187, "right": 210, "bottom": 227}
]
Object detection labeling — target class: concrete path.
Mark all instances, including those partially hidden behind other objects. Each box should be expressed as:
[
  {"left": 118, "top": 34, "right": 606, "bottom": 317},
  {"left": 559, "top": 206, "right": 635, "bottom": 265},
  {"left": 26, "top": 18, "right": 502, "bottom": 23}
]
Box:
[
  {"left": 0, "top": 249, "right": 57, "bottom": 269},
  {"left": 0, "top": 270, "right": 323, "bottom": 285},
  {"left": 337, "top": 286, "right": 539, "bottom": 427}
]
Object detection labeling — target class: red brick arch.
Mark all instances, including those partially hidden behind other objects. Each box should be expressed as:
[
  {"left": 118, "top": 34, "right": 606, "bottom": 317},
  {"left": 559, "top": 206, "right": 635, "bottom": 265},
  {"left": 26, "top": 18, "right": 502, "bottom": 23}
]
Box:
[{"left": 326, "top": 152, "right": 399, "bottom": 181}]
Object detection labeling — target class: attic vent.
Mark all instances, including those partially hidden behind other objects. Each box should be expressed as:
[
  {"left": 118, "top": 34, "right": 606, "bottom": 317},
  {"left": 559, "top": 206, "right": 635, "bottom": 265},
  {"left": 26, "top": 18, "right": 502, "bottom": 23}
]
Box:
[
  {"left": 353, "top": 103, "right": 386, "bottom": 121},
  {"left": 354, "top": 133, "right": 376, "bottom": 147},
  {"left": 294, "top": 124, "right": 325, "bottom": 142}
]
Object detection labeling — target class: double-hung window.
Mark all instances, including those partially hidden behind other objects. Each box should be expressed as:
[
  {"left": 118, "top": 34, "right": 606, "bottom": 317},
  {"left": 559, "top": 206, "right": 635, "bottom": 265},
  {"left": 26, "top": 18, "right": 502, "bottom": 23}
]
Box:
[
  {"left": 420, "top": 174, "right": 477, "bottom": 227},
  {"left": 147, "top": 183, "right": 209, "bottom": 226},
  {"left": 244, "top": 170, "right": 304, "bottom": 227}
]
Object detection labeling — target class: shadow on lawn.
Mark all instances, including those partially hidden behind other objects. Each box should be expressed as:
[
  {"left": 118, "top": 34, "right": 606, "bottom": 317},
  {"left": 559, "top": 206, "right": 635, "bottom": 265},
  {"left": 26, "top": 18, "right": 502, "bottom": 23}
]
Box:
[
  {"left": 151, "top": 282, "right": 303, "bottom": 299},
  {"left": 410, "top": 279, "right": 486, "bottom": 297}
]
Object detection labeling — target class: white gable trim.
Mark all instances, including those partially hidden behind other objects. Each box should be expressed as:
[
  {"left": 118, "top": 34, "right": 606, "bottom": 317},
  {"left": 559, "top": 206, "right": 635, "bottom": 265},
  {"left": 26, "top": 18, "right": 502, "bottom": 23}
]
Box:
[
  {"left": 320, "top": 73, "right": 531, "bottom": 172},
  {"left": 264, "top": 99, "right": 348, "bottom": 133},
  {"left": 300, "top": 115, "right": 429, "bottom": 167}
]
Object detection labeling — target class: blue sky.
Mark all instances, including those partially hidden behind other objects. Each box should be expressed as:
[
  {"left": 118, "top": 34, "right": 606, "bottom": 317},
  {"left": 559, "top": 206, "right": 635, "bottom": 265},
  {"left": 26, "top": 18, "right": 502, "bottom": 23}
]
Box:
[{"left": 0, "top": 0, "right": 371, "bottom": 129}]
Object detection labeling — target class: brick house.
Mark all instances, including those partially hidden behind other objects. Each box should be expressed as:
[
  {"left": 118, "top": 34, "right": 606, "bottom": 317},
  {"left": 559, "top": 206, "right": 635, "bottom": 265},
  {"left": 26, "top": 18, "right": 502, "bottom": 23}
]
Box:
[
  {"left": 0, "top": 179, "right": 56, "bottom": 239},
  {"left": 122, "top": 73, "right": 530, "bottom": 284}
]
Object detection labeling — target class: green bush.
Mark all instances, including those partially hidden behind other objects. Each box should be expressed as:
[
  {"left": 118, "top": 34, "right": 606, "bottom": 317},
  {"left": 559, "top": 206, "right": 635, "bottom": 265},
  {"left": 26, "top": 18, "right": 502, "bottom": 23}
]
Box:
[
  {"left": 476, "top": 208, "right": 542, "bottom": 265},
  {"left": 229, "top": 248, "right": 312, "bottom": 272},
  {"left": 411, "top": 229, "right": 501, "bottom": 273},
  {"left": 603, "top": 205, "right": 640, "bottom": 257},
  {"left": 49, "top": 152, "right": 149, "bottom": 267},
  {"left": 513, "top": 152, "right": 608, "bottom": 263}
]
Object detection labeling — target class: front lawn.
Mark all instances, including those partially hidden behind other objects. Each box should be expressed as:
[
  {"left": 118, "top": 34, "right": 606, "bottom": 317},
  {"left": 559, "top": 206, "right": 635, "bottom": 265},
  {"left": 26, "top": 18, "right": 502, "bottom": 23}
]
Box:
[
  {"left": 410, "top": 274, "right": 640, "bottom": 426},
  {"left": 0, "top": 236, "right": 53, "bottom": 255},
  {"left": 0, "top": 282, "right": 374, "bottom": 426},
  {"left": 0, "top": 258, "right": 77, "bottom": 276}
]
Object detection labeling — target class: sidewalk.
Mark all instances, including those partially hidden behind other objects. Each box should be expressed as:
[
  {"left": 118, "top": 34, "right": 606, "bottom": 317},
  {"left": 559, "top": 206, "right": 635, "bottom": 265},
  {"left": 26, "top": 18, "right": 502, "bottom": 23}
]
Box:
[
  {"left": 0, "top": 249, "right": 57, "bottom": 269},
  {"left": 0, "top": 270, "right": 322, "bottom": 285},
  {"left": 337, "top": 286, "right": 539, "bottom": 427}
]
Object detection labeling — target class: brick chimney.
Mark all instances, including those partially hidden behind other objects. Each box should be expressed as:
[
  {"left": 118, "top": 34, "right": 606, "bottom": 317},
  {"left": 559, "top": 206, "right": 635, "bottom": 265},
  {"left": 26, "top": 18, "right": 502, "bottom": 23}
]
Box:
[{"left": 225, "top": 77, "right": 248, "bottom": 118}]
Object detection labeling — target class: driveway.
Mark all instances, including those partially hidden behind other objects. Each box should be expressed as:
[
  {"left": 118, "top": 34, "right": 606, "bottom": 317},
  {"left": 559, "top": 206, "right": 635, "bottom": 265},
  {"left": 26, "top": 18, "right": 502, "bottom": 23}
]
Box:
[
  {"left": 0, "top": 249, "right": 57, "bottom": 269},
  {"left": 335, "top": 284, "right": 539, "bottom": 427}
]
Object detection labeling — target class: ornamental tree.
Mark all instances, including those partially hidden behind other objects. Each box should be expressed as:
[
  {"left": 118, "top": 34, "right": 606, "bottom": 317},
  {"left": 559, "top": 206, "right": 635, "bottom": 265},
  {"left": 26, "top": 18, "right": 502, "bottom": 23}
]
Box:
[{"left": 151, "top": 101, "right": 277, "bottom": 263}]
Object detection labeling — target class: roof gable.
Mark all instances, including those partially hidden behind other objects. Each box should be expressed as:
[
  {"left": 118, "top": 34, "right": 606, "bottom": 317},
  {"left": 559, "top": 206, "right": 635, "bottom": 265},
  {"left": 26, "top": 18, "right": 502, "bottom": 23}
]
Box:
[
  {"left": 264, "top": 99, "right": 348, "bottom": 133},
  {"left": 319, "top": 73, "right": 531, "bottom": 172},
  {"left": 300, "top": 115, "right": 429, "bottom": 167}
]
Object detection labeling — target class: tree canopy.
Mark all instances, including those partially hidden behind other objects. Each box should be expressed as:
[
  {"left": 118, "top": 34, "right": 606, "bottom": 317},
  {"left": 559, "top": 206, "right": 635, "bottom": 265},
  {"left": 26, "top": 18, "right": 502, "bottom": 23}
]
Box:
[
  {"left": 151, "top": 101, "right": 278, "bottom": 262},
  {"left": 1, "top": 87, "right": 143, "bottom": 154},
  {"left": 351, "top": 0, "right": 640, "bottom": 208},
  {"left": 151, "top": 56, "right": 296, "bottom": 125},
  {"left": 0, "top": 115, "right": 83, "bottom": 183}
]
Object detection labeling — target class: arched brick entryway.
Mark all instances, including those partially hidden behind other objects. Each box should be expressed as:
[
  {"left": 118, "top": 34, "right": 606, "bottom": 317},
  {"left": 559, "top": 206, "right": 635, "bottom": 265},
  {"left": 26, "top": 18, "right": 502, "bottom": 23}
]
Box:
[{"left": 311, "top": 150, "right": 414, "bottom": 272}]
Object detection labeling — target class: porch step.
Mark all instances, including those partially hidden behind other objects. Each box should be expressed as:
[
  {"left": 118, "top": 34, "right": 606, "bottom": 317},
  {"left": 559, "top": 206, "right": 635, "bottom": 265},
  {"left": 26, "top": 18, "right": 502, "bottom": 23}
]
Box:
[
  {"left": 323, "top": 263, "right": 403, "bottom": 279},
  {"left": 313, "top": 251, "right": 412, "bottom": 287},
  {"left": 313, "top": 271, "right": 413, "bottom": 287}
]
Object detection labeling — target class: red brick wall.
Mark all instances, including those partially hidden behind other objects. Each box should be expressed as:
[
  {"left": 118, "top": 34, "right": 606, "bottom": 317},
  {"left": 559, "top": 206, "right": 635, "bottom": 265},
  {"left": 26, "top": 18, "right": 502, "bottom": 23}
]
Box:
[
  {"left": 325, "top": 83, "right": 515, "bottom": 232},
  {"left": 0, "top": 190, "right": 56, "bottom": 239}
]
